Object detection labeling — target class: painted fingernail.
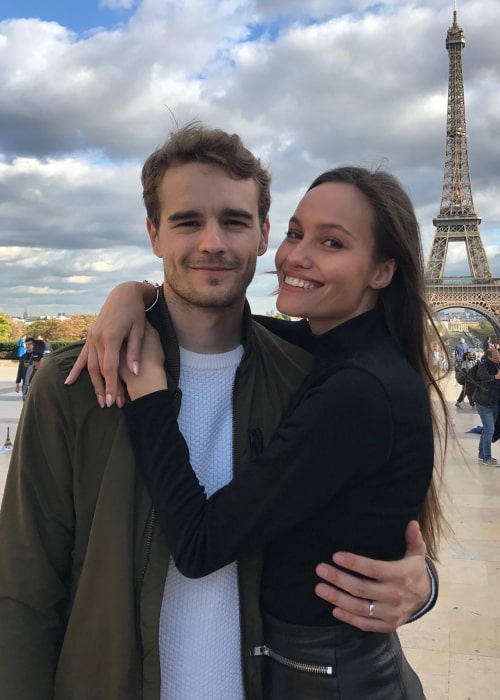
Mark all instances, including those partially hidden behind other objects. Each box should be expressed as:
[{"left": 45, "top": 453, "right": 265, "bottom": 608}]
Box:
[
  {"left": 106, "top": 394, "right": 114, "bottom": 407},
  {"left": 132, "top": 362, "right": 139, "bottom": 376},
  {"left": 97, "top": 395, "right": 105, "bottom": 408},
  {"left": 116, "top": 395, "right": 124, "bottom": 408}
]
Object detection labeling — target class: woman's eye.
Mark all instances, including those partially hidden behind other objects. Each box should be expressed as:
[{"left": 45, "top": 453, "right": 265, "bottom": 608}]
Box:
[
  {"left": 285, "top": 230, "right": 302, "bottom": 240},
  {"left": 324, "top": 239, "right": 342, "bottom": 248}
]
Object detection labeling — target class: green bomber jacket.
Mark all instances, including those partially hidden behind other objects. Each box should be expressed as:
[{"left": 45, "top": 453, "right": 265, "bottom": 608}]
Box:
[{"left": 0, "top": 296, "right": 312, "bottom": 700}]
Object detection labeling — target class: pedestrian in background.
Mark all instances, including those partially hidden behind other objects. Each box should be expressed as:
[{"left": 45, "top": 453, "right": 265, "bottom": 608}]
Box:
[
  {"left": 16, "top": 336, "right": 26, "bottom": 358},
  {"left": 454, "top": 337, "right": 469, "bottom": 367},
  {"left": 473, "top": 347, "right": 500, "bottom": 466},
  {"left": 23, "top": 340, "right": 46, "bottom": 397},
  {"left": 430, "top": 342, "right": 445, "bottom": 380},
  {"left": 455, "top": 351, "right": 477, "bottom": 409},
  {"left": 14, "top": 337, "right": 34, "bottom": 399}
]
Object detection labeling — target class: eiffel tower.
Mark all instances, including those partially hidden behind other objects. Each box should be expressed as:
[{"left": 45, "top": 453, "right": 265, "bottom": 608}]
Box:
[{"left": 424, "top": 5, "right": 500, "bottom": 336}]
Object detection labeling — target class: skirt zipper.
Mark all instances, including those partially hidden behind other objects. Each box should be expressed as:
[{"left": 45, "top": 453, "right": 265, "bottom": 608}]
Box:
[{"left": 252, "top": 645, "right": 334, "bottom": 676}]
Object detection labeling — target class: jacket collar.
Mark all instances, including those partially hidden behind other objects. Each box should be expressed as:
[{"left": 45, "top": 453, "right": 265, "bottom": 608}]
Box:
[{"left": 147, "top": 286, "right": 254, "bottom": 388}]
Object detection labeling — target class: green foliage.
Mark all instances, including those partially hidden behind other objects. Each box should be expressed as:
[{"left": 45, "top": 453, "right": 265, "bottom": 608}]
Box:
[
  {"left": 25, "top": 315, "right": 97, "bottom": 342},
  {"left": 0, "top": 312, "right": 11, "bottom": 342},
  {"left": 269, "top": 311, "right": 292, "bottom": 320}
]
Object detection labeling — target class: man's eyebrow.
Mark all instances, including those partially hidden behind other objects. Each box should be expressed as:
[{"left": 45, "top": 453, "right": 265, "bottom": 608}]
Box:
[
  {"left": 222, "top": 208, "right": 254, "bottom": 221},
  {"left": 288, "top": 215, "right": 353, "bottom": 237},
  {"left": 168, "top": 210, "right": 200, "bottom": 222},
  {"left": 167, "top": 208, "right": 254, "bottom": 222}
]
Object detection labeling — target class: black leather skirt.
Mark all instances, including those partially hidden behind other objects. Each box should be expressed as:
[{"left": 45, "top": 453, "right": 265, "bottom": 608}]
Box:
[{"left": 252, "top": 614, "right": 425, "bottom": 699}]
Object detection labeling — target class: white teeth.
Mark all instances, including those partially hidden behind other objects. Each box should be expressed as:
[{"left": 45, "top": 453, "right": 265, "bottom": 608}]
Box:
[{"left": 284, "top": 276, "right": 317, "bottom": 289}]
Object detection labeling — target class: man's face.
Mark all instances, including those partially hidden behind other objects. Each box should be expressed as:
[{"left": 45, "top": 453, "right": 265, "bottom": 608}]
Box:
[
  {"left": 490, "top": 349, "right": 500, "bottom": 363},
  {"left": 147, "top": 162, "right": 269, "bottom": 311}
]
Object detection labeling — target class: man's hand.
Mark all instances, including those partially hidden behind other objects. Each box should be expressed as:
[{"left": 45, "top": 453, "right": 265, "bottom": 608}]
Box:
[{"left": 314, "top": 521, "right": 430, "bottom": 632}]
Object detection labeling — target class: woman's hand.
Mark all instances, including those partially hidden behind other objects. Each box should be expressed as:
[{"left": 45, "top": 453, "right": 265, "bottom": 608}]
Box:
[
  {"left": 119, "top": 323, "right": 167, "bottom": 400},
  {"left": 65, "top": 281, "right": 156, "bottom": 407}
]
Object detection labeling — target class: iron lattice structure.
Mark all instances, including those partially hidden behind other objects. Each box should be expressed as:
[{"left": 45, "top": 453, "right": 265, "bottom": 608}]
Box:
[{"left": 425, "top": 8, "right": 500, "bottom": 335}]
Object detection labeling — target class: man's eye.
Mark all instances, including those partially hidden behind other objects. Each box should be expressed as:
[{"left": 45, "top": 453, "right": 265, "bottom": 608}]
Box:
[{"left": 226, "top": 219, "right": 248, "bottom": 227}]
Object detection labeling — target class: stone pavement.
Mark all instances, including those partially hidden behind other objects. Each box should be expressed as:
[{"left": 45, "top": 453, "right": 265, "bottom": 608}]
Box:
[
  {"left": 0, "top": 361, "right": 23, "bottom": 496},
  {"left": 0, "top": 362, "right": 499, "bottom": 698}
]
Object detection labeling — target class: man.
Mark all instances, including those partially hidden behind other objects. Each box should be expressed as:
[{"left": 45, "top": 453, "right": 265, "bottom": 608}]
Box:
[
  {"left": 473, "top": 346, "right": 500, "bottom": 467},
  {"left": 23, "top": 339, "right": 46, "bottom": 396},
  {"left": 454, "top": 337, "right": 469, "bottom": 366},
  {"left": 14, "top": 336, "right": 34, "bottom": 399},
  {"left": 0, "top": 124, "right": 436, "bottom": 699}
]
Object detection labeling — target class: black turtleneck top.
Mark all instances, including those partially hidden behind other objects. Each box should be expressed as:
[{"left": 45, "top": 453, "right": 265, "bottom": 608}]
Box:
[{"left": 123, "top": 310, "right": 434, "bottom": 625}]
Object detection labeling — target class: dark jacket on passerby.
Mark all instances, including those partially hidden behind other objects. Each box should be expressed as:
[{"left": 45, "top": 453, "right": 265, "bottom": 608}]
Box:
[
  {"left": 472, "top": 357, "right": 500, "bottom": 407},
  {"left": 15, "top": 351, "right": 33, "bottom": 386},
  {"left": 0, "top": 295, "right": 312, "bottom": 700}
]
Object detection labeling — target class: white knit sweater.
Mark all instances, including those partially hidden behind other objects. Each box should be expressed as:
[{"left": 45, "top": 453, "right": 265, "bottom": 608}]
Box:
[{"left": 159, "top": 345, "right": 245, "bottom": 700}]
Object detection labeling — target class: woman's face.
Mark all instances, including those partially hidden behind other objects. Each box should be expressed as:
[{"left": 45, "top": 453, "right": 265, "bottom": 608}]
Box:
[{"left": 275, "top": 181, "right": 395, "bottom": 335}]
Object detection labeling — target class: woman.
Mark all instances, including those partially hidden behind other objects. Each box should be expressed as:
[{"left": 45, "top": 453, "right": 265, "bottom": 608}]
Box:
[{"left": 73, "top": 167, "right": 447, "bottom": 698}]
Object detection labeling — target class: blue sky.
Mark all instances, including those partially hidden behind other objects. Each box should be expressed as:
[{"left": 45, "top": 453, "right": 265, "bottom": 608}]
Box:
[
  {"left": 0, "top": 0, "right": 135, "bottom": 33},
  {"left": 0, "top": 0, "right": 499, "bottom": 318}
]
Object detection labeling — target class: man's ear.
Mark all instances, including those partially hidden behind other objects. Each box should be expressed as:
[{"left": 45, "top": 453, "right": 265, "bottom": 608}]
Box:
[
  {"left": 258, "top": 216, "right": 270, "bottom": 256},
  {"left": 372, "top": 258, "right": 397, "bottom": 289},
  {"left": 147, "top": 218, "right": 162, "bottom": 259}
]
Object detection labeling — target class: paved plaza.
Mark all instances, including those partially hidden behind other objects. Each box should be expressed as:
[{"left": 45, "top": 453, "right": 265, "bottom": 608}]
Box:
[{"left": 0, "top": 360, "right": 499, "bottom": 698}]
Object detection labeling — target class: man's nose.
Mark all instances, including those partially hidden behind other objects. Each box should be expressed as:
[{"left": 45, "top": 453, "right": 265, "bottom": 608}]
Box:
[{"left": 197, "top": 222, "right": 226, "bottom": 253}]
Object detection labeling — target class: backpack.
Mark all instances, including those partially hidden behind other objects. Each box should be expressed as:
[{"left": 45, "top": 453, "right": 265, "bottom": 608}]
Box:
[
  {"left": 466, "top": 361, "right": 480, "bottom": 386},
  {"left": 455, "top": 366, "right": 466, "bottom": 385}
]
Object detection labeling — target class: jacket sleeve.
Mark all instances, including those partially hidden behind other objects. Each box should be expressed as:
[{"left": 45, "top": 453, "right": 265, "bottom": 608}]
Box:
[
  {"left": 123, "top": 369, "right": 397, "bottom": 578},
  {"left": 0, "top": 357, "right": 75, "bottom": 699},
  {"left": 15, "top": 358, "right": 23, "bottom": 384}
]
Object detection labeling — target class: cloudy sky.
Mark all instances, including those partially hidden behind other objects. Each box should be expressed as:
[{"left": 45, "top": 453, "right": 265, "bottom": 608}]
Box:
[{"left": 1, "top": 0, "right": 499, "bottom": 318}]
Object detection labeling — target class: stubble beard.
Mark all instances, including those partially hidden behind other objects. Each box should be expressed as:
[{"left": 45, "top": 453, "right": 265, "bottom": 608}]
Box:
[{"left": 164, "top": 258, "right": 257, "bottom": 310}]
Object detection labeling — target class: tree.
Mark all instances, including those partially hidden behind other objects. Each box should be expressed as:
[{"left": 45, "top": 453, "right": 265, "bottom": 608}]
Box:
[
  {"left": 26, "top": 315, "right": 97, "bottom": 342},
  {"left": 0, "top": 312, "right": 10, "bottom": 342}
]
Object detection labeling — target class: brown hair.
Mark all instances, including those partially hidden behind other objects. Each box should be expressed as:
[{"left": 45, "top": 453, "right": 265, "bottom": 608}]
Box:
[
  {"left": 308, "top": 166, "right": 450, "bottom": 560},
  {"left": 141, "top": 122, "right": 271, "bottom": 228}
]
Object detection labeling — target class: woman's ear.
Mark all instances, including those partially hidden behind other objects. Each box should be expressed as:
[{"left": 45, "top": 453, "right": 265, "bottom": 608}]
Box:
[{"left": 372, "top": 258, "right": 397, "bottom": 289}]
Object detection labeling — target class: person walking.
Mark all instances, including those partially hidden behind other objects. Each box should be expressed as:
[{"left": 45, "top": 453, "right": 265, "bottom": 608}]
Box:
[
  {"left": 14, "top": 337, "right": 34, "bottom": 399},
  {"left": 455, "top": 351, "right": 477, "bottom": 408},
  {"left": 16, "top": 335, "right": 26, "bottom": 358},
  {"left": 454, "top": 337, "right": 469, "bottom": 367},
  {"left": 23, "top": 340, "right": 46, "bottom": 396},
  {"left": 472, "top": 346, "right": 500, "bottom": 466}
]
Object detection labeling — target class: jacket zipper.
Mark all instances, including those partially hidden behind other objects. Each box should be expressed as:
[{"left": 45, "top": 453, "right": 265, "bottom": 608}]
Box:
[
  {"left": 252, "top": 645, "right": 334, "bottom": 676},
  {"left": 135, "top": 507, "right": 157, "bottom": 700}
]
